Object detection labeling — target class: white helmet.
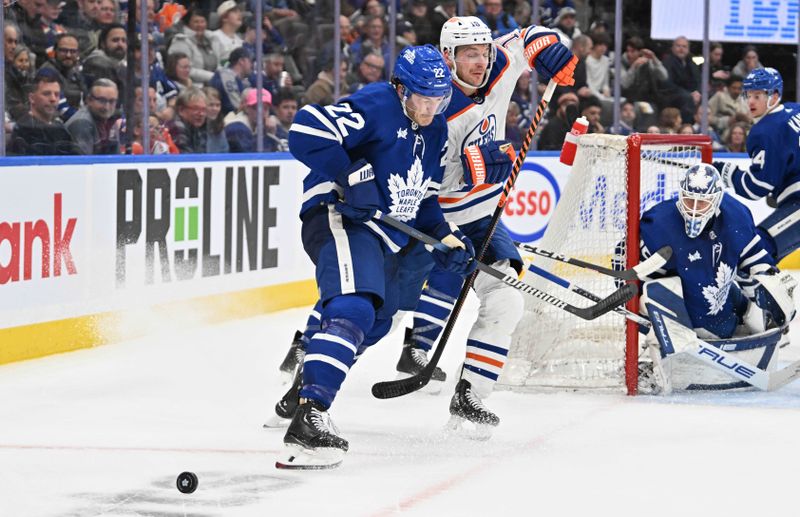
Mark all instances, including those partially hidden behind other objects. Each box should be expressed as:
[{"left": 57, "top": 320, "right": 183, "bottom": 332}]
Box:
[{"left": 440, "top": 16, "right": 497, "bottom": 89}]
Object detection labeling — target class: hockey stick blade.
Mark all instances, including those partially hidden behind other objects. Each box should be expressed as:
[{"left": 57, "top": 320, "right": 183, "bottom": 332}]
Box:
[
  {"left": 515, "top": 243, "right": 672, "bottom": 281},
  {"left": 526, "top": 263, "right": 652, "bottom": 328},
  {"left": 375, "top": 212, "right": 637, "bottom": 320}
]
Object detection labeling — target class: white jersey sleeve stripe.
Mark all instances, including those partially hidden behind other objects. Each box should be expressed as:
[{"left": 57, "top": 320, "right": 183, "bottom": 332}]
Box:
[
  {"left": 302, "top": 181, "right": 337, "bottom": 203},
  {"left": 303, "top": 105, "right": 343, "bottom": 143},
  {"left": 739, "top": 248, "right": 768, "bottom": 269},
  {"left": 741, "top": 235, "right": 760, "bottom": 256},
  {"left": 290, "top": 123, "right": 341, "bottom": 142}
]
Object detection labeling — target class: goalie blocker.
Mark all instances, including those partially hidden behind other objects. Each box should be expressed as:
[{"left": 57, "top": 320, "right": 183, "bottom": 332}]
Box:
[{"left": 640, "top": 277, "right": 799, "bottom": 394}]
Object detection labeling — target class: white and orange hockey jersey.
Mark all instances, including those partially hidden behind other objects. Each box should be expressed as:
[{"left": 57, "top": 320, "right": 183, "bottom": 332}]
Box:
[{"left": 438, "top": 28, "right": 533, "bottom": 226}]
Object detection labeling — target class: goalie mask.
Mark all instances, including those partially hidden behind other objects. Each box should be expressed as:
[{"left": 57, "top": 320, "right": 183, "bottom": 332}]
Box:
[
  {"left": 440, "top": 16, "right": 496, "bottom": 89},
  {"left": 677, "top": 163, "right": 723, "bottom": 239}
]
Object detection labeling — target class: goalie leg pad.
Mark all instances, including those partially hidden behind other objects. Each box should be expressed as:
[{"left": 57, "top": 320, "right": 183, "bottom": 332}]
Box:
[{"left": 461, "top": 260, "right": 524, "bottom": 399}]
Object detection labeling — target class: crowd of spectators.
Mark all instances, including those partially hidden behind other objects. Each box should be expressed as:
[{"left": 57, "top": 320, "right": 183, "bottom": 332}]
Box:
[{"left": 0, "top": 0, "right": 769, "bottom": 156}]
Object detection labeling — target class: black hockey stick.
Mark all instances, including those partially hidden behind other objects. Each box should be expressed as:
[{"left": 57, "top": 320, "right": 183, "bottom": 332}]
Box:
[
  {"left": 371, "top": 80, "right": 559, "bottom": 400},
  {"left": 515, "top": 243, "right": 672, "bottom": 281},
  {"left": 370, "top": 211, "right": 636, "bottom": 399},
  {"left": 525, "top": 262, "right": 652, "bottom": 328}
]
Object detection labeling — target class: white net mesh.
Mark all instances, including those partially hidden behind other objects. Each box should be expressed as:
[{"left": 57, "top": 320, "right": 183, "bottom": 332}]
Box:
[{"left": 499, "top": 134, "right": 707, "bottom": 392}]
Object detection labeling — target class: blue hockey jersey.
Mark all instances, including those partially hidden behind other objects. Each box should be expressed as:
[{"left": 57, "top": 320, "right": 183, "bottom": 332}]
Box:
[
  {"left": 639, "top": 194, "right": 776, "bottom": 337},
  {"left": 730, "top": 102, "right": 800, "bottom": 204},
  {"left": 288, "top": 82, "right": 449, "bottom": 252}
]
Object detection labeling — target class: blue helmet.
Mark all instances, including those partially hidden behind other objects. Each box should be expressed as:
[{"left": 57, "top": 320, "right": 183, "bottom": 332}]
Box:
[
  {"left": 393, "top": 44, "right": 452, "bottom": 116},
  {"left": 677, "top": 163, "right": 723, "bottom": 238},
  {"left": 743, "top": 67, "right": 783, "bottom": 98}
]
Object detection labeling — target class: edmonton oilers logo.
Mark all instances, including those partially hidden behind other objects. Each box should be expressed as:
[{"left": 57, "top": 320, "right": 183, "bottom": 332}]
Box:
[{"left": 462, "top": 114, "right": 497, "bottom": 148}]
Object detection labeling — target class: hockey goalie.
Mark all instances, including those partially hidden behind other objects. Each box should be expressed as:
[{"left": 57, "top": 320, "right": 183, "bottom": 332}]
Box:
[{"left": 633, "top": 163, "right": 799, "bottom": 394}]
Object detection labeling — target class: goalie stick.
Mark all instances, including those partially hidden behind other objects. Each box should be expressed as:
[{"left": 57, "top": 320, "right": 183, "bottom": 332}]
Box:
[
  {"left": 370, "top": 211, "right": 636, "bottom": 399},
  {"left": 370, "top": 80, "right": 560, "bottom": 400},
  {"left": 516, "top": 242, "right": 672, "bottom": 281}
]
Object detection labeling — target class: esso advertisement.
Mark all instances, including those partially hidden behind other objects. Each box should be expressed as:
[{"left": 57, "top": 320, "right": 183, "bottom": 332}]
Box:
[{"left": 501, "top": 161, "right": 561, "bottom": 244}]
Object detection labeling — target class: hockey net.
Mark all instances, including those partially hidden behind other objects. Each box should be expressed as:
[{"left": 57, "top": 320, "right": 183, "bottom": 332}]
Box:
[{"left": 499, "top": 134, "right": 712, "bottom": 394}]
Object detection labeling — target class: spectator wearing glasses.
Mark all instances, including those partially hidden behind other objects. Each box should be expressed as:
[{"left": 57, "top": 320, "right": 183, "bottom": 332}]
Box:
[
  {"left": 39, "top": 33, "right": 88, "bottom": 120},
  {"left": 66, "top": 78, "right": 120, "bottom": 154},
  {"left": 346, "top": 50, "right": 384, "bottom": 94},
  {"left": 10, "top": 69, "right": 80, "bottom": 155},
  {"left": 167, "top": 87, "right": 211, "bottom": 154},
  {"left": 478, "top": 0, "right": 519, "bottom": 39}
]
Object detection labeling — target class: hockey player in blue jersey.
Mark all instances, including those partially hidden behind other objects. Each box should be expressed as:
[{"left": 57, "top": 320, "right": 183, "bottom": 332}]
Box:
[
  {"left": 712, "top": 67, "right": 800, "bottom": 262},
  {"left": 272, "top": 17, "right": 576, "bottom": 438},
  {"left": 635, "top": 163, "right": 796, "bottom": 392},
  {"left": 275, "top": 45, "right": 477, "bottom": 470}
]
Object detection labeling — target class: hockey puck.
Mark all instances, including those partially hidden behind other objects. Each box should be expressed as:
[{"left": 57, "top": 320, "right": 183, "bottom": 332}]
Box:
[{"left": 176, "top": 471, "right": 198, "bottom": 494}]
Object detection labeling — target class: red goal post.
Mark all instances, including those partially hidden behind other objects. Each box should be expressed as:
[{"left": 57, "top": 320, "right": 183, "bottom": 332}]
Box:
[{"left": 625, "top": 134, "right": 713, "bottom": 394}]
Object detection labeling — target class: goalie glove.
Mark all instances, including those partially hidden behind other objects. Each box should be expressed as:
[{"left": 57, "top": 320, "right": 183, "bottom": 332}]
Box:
[
  {"left": 461, "top": 140, "right": 516, "bottom": 186},
  {"left": 752, "top": 271, "right": 798, "bottom": 327},
  {"left": 712, "top": 160, "right": 737, "bottom": 189},
  {"left": 522, "top": 27, "right": 577, "bottom": 86},
  {"left": 430, "top": 222, "right": 477, "bottom": 276},
  {"left": 334, "top": 159, "right": 381, "bottom": 223}
]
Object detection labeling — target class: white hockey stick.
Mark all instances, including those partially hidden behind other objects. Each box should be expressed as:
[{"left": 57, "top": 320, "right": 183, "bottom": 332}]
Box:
[{"left": 515, "top": 243, "right": 672, "bottom": 281}]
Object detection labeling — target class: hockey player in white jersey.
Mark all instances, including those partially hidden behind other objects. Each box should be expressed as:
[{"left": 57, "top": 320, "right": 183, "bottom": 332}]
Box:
[
  {"left": 397, "top": 17, "right": 576, "bottom": 437},
  {"left": 634, "top": 163, "right": 796, "bottom": 393},
  {"left": 712, "top": 68, "right": 800, "bottom": 262}
]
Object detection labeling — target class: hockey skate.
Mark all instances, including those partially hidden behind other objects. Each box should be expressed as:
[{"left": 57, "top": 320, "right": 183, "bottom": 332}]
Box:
[
  {"left": 263, "top": 365, "right": 302, "bottom": 428},
  {"left": 276, "top": 399, "right": 348, "bottom": 470},
  {"left": 278, "top": 330, "right": 306, "bottom": 383},
  {"left": 395, "top": 328, "right": 447, "bottom": 394},
  {"left": 445, "top": 379, "right": 499, "bottom": 440}
]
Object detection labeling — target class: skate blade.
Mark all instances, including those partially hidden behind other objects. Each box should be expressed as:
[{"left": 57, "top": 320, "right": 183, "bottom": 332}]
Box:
[
  {"left": 262, "top": 413, "right": 291, "bottom": 429},
  {"left": 275, "top": 444, "right": 344, "bottom": 470},
  {"left": 444, "top": 415, "right": 493, "bottom": 441},
  {"left": 394, "top": 372, "right": 443, "bottom": 395}
]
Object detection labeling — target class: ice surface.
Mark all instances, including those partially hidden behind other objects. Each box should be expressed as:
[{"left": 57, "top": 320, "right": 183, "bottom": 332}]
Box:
[{"left": 1, "top": 299, "right": 799, "bottom": 516}]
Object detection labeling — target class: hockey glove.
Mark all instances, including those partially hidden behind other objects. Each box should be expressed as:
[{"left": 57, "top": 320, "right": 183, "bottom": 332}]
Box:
[
  {"left": 522, "top": 27, "right": 577, "bottom": 86},
  {"left": 334, "top": 159, "right": 381, "bottom": 223},
  {"left": 461, "top": 140, "right": 516, "bottom": 186},
  {"left": 431, "top": 222, "right": 477, "bottom": 276},
  {"left": 753, "top": 271, "right": 797, "bottom": 327},
  {"left": 712, "top": 160, "right": 737, "bottom": 189}
]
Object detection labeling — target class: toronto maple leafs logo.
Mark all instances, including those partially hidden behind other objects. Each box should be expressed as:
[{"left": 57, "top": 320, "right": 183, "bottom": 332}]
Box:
[
  {"left": 388, "top": 157, "right": 431, "bottom": 221},
  {"left": 701, "top": 262, "right": 735, "bottom": 315},
  {"left": 687, "top": 168, "right": 713, "bottom": 190},
  {"left": 403, "top": 48, "right": 416, "bottom": 64}
]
